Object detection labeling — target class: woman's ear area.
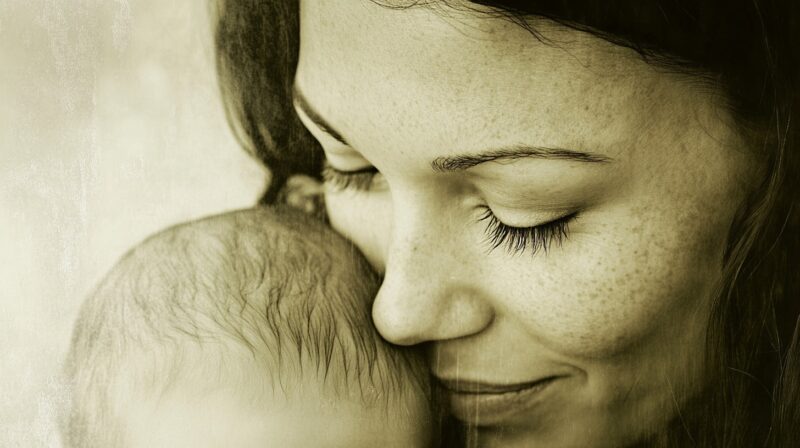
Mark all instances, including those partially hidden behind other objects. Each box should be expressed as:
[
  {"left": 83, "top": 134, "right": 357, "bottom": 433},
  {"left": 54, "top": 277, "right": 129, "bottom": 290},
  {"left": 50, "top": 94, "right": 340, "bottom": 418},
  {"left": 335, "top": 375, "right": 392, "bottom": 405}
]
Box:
[{"left": 277, "top": 174, "right": 326, "bottom": 218}]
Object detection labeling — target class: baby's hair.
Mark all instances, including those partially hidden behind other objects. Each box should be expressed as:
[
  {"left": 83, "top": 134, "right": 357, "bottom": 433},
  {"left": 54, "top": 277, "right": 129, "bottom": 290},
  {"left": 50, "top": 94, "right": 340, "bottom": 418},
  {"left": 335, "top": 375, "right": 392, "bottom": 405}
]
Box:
[{"left": 61, "top": 206, "right": 431, "bottom": 447}]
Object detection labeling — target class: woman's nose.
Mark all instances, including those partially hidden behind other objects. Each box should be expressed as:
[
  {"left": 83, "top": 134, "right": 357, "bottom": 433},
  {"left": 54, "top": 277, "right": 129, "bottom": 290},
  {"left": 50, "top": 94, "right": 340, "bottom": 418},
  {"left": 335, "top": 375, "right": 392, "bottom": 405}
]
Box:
[
  {"left": 372, "top": 279, "right": 495, "bottom": 345},
  {"left": 371, "top": 210, "right": 495, "bottom": 346}
]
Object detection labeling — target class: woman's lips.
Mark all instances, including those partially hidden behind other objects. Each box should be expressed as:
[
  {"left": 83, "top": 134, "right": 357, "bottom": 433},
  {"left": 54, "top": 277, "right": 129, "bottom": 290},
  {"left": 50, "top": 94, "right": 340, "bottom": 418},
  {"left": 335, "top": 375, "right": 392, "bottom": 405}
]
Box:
[{"left": 437, "top": 376, "right": 562, "bottom": 426}]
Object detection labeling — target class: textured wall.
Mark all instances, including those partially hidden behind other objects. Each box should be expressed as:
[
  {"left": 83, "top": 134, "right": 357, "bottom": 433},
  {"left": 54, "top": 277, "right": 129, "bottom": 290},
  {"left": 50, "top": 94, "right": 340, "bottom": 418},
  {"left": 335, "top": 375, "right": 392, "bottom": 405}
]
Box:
[{"left": 0, "top": 1, "right": 267, "bottom": 446}]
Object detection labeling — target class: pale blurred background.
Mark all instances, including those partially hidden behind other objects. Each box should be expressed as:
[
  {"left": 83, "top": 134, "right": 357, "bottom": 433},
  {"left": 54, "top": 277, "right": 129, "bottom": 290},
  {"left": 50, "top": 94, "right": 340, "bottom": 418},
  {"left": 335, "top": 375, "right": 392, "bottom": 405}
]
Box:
[{"left": 0, "top": 1, "right": 268, "bottom": 446}]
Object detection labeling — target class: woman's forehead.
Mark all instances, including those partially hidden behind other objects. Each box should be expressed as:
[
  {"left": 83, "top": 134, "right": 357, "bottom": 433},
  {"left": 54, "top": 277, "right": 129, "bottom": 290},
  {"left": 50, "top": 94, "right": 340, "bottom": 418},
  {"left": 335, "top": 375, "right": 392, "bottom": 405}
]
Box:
[{"left": 295, "top": 0, "right": 735, "bottom": 166}]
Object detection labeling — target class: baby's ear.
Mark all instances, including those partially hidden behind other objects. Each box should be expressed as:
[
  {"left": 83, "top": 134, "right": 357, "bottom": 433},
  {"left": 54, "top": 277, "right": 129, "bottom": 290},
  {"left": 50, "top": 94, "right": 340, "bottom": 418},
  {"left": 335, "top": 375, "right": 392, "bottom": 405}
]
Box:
[{"left": 278, "top": 174, "right": 326, "bottom": 218}]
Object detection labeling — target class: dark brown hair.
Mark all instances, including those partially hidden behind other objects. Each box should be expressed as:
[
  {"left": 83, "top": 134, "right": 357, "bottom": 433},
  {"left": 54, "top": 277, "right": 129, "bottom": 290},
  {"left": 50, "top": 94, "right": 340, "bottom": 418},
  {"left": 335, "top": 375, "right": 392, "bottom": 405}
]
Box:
[{"left": 213, "top": 1, "right": 800, "bottom": 445}]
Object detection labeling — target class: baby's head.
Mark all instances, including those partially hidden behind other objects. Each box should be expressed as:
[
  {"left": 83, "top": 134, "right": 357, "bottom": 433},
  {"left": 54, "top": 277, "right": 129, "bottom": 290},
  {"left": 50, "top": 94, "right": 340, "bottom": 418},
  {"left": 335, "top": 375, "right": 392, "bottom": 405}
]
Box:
[{"left": 62, "top": 207, "right": 436, "bottom": 447}]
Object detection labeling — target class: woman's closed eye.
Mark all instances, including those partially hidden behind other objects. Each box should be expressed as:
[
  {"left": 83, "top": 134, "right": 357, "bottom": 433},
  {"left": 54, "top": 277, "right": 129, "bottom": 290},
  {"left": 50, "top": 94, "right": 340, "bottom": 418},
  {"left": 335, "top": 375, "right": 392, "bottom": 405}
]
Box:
[
  {"left": 477, "top": 205, "right": 577, "bottom": 256},
  {"left": 323, "top": 157, "right": 575, "bottom": 256},
  {"left": 321, "top": 161, "right": 382, "bottom": 192}
]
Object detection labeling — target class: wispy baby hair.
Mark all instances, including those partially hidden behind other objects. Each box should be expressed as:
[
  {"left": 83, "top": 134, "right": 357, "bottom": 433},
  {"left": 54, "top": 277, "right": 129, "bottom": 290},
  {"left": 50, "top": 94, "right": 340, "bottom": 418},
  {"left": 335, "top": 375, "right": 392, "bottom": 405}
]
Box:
[{"left": 61, "top": 206, "right": 430, "bottom": 447}]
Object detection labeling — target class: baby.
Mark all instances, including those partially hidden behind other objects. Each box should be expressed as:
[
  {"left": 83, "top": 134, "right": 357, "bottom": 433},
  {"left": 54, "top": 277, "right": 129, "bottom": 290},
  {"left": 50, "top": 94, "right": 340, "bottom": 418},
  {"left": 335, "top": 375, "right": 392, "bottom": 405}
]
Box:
[{"left": 61, "top": 206, "right": 438, "bottom": 447}]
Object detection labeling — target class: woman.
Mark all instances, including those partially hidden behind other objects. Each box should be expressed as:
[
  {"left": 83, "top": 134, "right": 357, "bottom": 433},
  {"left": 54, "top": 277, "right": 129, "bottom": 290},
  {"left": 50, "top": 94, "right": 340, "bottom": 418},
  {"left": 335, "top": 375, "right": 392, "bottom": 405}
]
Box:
[{"left": 214, "top": 1, "right": 800, "bottom": 446}]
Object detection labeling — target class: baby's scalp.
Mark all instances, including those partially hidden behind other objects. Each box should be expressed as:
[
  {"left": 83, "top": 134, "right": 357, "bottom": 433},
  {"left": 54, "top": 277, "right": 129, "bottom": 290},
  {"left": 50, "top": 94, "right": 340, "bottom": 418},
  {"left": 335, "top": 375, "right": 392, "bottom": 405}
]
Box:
[{"left": 62, "top": 206, "right": 434, "bottom": 448}]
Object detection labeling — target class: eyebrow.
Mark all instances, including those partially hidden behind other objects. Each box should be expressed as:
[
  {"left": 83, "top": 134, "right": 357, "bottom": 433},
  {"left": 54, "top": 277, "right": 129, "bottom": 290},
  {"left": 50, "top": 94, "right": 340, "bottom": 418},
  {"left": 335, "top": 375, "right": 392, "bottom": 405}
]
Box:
[
  {"left": 431, "top": 146, "right": 613, "bottom": 171},
  {"left": 293, "top": 85, "right": 613, "bottom": 171},
  {"left": 292, "top": 85, "right": 350, "bottom": 145}
]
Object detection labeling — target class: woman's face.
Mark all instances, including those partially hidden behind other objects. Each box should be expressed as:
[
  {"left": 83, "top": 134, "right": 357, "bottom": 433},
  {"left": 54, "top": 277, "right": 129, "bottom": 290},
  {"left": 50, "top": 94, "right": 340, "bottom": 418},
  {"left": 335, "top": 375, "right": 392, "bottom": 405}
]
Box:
[{"left": 294, "top": 2, "right": 755, "bottom": 446}]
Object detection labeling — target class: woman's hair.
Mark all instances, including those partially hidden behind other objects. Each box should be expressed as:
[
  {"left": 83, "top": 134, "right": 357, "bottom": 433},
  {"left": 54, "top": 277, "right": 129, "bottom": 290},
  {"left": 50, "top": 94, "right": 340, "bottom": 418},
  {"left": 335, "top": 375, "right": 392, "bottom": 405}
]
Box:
[{"left": 213, "top": 1, "right": 800, "bottom": 446}]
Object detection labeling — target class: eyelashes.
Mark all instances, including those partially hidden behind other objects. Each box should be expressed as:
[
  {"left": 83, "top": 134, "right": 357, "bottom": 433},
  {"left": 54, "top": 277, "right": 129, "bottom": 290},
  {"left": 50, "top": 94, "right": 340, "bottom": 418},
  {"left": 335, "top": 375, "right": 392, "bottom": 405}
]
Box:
[
  {"left": 477, "top": 206, "right": 575, "bottom": 256},
  {"left": 321, "top": 162, "right": 379, "bottom": 192},
  {"left": 322, "top": 161, "right": 575, "bottom": 257}
]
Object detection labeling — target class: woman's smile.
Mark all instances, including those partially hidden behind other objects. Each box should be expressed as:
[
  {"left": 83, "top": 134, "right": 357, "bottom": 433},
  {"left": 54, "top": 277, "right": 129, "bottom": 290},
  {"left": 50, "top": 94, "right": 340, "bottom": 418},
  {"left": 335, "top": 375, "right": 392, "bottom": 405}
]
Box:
[{"left": 437, "top": 375, "right": 565, "bottom": 426}]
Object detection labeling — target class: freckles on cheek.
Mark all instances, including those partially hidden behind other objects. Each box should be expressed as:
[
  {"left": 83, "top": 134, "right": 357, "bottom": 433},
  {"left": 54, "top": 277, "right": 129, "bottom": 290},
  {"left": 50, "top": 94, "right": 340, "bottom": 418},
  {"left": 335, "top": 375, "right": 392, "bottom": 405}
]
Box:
[{"left": 519, "top": 214, "right": 720, "bottom": 359}]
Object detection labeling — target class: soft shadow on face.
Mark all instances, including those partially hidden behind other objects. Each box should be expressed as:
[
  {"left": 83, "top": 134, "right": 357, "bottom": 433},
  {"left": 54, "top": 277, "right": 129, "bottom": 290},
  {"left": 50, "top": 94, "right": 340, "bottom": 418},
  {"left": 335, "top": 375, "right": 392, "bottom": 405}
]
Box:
[{"left": 294, "top": 1, "right": 757, "bottom": 446}]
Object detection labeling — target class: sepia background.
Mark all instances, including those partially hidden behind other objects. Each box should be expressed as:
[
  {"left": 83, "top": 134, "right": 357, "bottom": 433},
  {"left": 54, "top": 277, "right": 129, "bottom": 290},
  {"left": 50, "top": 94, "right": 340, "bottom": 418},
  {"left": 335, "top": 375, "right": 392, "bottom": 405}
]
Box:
[{"left": 0, "top": 1, "right": 268, "bottom": 446}]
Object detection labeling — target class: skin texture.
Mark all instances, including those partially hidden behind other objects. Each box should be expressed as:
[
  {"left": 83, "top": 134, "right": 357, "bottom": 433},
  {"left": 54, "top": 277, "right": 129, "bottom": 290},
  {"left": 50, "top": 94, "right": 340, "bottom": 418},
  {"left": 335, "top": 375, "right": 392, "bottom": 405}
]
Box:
[
  {"left": 123, "top": 376, "right": 432, "bottom": 448},
  {"left": 293, "top": 2, "right": 757, "bottom": 446}
]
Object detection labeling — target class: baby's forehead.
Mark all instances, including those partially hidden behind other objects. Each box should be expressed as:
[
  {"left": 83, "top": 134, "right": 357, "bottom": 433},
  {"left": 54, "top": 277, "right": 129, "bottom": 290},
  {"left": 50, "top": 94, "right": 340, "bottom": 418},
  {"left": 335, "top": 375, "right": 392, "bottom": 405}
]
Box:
[{"left": 125, "top": 374, "right": 433, "bottom": 448}]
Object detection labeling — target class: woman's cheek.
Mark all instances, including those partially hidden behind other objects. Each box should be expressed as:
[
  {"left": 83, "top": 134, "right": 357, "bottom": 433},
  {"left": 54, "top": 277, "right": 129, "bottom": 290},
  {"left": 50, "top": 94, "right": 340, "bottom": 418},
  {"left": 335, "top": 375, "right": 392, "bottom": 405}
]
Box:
[
  {"left": 499, "top": 215, "right": 720, "bottom": 360},
  {"left": 324, "top": 189, "right": 391, "bottom": 272}
]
